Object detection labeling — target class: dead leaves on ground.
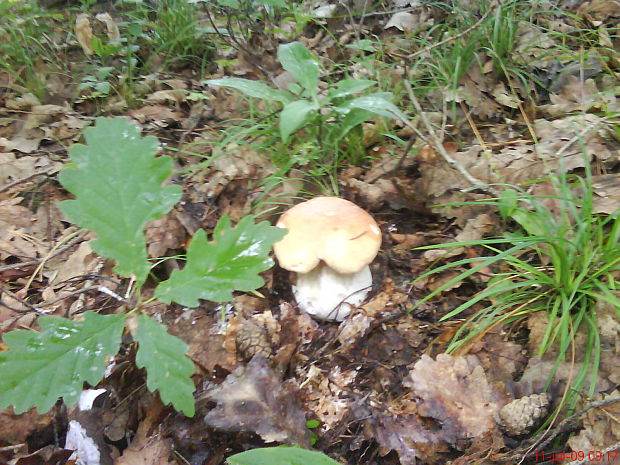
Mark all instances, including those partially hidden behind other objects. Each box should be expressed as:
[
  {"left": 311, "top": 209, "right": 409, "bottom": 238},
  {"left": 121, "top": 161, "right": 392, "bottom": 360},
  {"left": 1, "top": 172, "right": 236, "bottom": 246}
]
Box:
[
  {"left": 1, "top": 1, "right": 620, "bottom": 464},
  {"left": 204, "top": 355, "right": 310, "bottom": 447}
]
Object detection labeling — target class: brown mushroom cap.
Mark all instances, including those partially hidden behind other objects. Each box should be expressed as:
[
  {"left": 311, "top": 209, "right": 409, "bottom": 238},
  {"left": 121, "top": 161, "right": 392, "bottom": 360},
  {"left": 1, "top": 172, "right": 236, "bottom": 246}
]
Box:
[{"left": 273, "top": 197, "right": 382, "bottom": 274}]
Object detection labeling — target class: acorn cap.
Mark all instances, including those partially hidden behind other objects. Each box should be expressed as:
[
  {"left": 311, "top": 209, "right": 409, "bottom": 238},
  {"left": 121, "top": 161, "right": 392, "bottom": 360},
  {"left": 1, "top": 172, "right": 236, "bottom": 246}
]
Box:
[{"left": 273, "top": 197, "right": 382, "bottom": 274}]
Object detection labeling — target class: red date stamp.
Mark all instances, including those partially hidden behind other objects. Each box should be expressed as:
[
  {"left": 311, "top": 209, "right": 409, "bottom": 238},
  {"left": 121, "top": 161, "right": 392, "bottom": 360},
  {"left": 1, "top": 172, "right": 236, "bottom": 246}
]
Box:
[{"left": 534, "top": 450, "right": 619, "bottom": 463}]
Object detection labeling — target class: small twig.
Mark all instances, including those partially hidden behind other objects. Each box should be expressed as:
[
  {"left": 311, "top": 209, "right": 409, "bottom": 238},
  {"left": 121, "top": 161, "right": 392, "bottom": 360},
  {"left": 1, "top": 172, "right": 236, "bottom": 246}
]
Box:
[
  {"left": 565, "top": 440, "right": 620, "bottom": 465},
  {"left": 406, "top": 1, "right": 502, "bottom": 61},
  {"left": 499, "top": 397, "right": 620, "bottom": 463},
  {"left": 364, "top": 134, "right": 417, "bottom": 184},
  {"left": 0, "top": 231, "right": 86, "bottom": 273},
  {"left": 0, "top": 282, "right": 42, "bottom": 313},
  {"left": 402, "top": 79, "right": 500, "bottom": 194},
  {"left": 0, "top": 444, "right": 25, "bottom": 452},
  {"left": 0, "top": 165, "right": 57, "bottom": 193},
  {"left": 23, "top": 229, "right": 84, "bottom": 293}
]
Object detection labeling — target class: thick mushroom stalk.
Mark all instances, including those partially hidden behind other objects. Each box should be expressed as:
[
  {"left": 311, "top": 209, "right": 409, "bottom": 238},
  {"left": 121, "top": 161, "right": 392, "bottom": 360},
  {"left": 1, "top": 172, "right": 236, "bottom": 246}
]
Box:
[
  {"left": 293, "top": 263, "right": 372, "bottom": 321},
  {"left": 273, "top": 197, "right": 381, "bottom": 321}
]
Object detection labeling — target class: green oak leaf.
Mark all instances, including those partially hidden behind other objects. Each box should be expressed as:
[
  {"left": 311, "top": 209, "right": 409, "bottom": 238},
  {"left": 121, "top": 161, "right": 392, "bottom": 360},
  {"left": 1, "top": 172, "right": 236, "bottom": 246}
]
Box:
[
  {"left": 135, "top": 315, "right": 196, "bottom": 417},
  {"left": 59, "top": 117, "right": 182, "bottom": 284},
  {"left": 155, "top": 216, "right": 287, "bottom": 306},
  {"left": 227, "top": 447, "right": 342, "bottom": 465},
  {"left": 0, "top": 312, "right": 126, "bottom": 414}
]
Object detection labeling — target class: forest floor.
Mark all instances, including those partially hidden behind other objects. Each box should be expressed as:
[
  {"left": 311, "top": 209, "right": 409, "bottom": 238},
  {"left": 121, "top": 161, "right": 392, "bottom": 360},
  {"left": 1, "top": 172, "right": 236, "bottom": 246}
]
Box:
[{"left": 0, "top": 0, "right": 619, "bottom": 464}]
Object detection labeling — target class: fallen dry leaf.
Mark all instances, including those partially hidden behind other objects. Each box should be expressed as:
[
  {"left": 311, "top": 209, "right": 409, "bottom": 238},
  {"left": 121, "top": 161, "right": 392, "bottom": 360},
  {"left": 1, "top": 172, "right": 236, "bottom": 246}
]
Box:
[
  {"left": 75, "top": 13, "right": 94, "bottom": 56},
  {"left": 299, "top": 364, "right": 355, "bottom": 431},
  {"left": 356, "top": 395, "right": 447, "bottom": 465},
  {"left": 49, "top": 241, "right": 97, "bottom": 286},
  {"left": 405, "top": 354, "right": 511, "bottom": 445},
  {"left": 567, "top": 390, "right": 620, "bottom": 456},
  {"left": 0, "top": 407, "right": 56, "bottom": 449},
  {"left": 204, "top": 355, "right": 310, "bottom": 447},
  {"left": 423, "top": 213, "right": 498, "bottom": 262},
  {"left": 541, "top": 76, "right": 610, "bottom": 116},
  {"left": 385, "top": 12, "right": 426, "bottom": 33},
  {"left": 114, "top": 398, "right": 174, "bottom": 465},
  {"left": 592, "top": 174, "right": 620, "bottom": 215},
  {"left": 128, "top": 105, "right": 182, "bottom": 126},
  {"left": 145, "top": 213, "right": 186, "bottom": 258},
  {"left": 95, "top": 13, "right": 120, "bottom": 43}
]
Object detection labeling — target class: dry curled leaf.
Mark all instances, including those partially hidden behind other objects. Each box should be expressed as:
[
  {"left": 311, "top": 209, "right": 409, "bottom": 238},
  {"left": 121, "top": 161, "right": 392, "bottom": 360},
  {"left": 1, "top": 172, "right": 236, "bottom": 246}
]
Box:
[
  {"left": 405, "top": 354, "right": 511, "bottom": 445},
  {"left": 204, "top": 355, "right": 310, "bottom": 447},
  {"left": 356, "top": 396, "right": 447, "bottom": 465},
  {"left": 75, "top": 14, "right": 94, "bottom": 56}
]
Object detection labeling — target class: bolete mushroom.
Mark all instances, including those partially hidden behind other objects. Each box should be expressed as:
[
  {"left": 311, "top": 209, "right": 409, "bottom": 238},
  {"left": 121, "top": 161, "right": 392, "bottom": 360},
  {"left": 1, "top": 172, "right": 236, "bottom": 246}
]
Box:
[{"left": 273, "top": 197, "right": 382, "bottom": 321}]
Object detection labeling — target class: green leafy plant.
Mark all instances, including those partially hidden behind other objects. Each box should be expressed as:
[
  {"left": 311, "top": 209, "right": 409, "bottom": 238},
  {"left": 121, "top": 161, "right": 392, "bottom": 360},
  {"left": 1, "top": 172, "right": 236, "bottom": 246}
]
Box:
[
  {"left": 306, "top": 419, "right": 320, "bottom": 446},
  {"left": 77, "top": 65, "right": 115, "bottom": 99},
  {"left": 0, "top": 117, "right": 286, "bottom": 417},
  {"left": 202, "top": 0, "right": 289, "bottom": 52},
  {"left": 412, "top": 167, "right": 620, "bottom": 412},
  {"left": 146, "top": 0, "right": 214, "bottom": 72},
  {"left": 205, "top": 42, "right": 401, "bottom": 192},
  {"left": 0, "top": 0, "right": 61, "bottom": 98},
  {"left": 206, "top": 41, "right": 400, "bottom": 144},
  {"left": 227, "top": 446, "right": 341, "bottom": 465}
]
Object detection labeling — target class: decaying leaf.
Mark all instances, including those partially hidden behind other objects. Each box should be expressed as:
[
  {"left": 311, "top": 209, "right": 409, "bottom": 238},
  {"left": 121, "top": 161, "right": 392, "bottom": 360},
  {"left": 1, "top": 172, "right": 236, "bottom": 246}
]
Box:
[
  {"left": 541, "top": 76, "right": 609, "bottom": 116},
  {"left": 404, "top": 354, "right": 511, "bottom": 445},
  {"left": 362, "top": 406, "right": 445, "bottom": 465},
  {"left": 114, "top": 398, "right": 175, "bottom": 465},
  {"left": 418, "top": 114, "right": 618, "bottom": 208},
  {"left": 592, "top": 174, "right": 620, "bottom": 215},
  {"left": 145, "top": 213, "right": 186, "bottom": 258},
  {"left": 49, "top": 241, "right": 98, "bottom": 286},
  {"left": 75, "top": 14, "right": 94, "bottom": 56},
  {"left": 299, "top": 364, "right": 356, "bottom": 431},
  {"left": 567, "top": 391, "right": 620, "bottom": 456},
  {"left": 95, "top": 13, "right": 120, "bottom": 43},
  {"left": 204, "top": 355, "right": 310, "bottom": 447}
]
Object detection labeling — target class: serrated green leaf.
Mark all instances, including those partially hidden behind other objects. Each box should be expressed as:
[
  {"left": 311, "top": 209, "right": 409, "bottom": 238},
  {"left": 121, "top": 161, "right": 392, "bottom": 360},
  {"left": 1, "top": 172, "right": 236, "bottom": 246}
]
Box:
[
  {"left": 227, "top": 447, "right": 342, "bottom": 465},
  {"left": 278, "top": 42, "right": 320, "bottom": 96},
  {"left": 205, "top": 78, "right": 292, "bottom": 103},
  {"left": 59, "top": 117, "right": 182, "bottom": 284},
  {"left": 0, "top": 312, "right": 126, "bottom": 414},
  {"left": 279, "top": 99, "right": 319, "bottom": 142},
  {"left": 134, "top": 315, "right": 195, "bottom": 416},
  {"left": 155, "top": 216, "right": 287, "bottom": 306}
]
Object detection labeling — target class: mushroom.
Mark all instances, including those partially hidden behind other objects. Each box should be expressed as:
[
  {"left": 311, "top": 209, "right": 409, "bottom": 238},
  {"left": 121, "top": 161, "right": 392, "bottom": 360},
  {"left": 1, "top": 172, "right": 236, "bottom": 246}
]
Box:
[{"left": 273, "top": 197, "right": 382, "bottom": 321}]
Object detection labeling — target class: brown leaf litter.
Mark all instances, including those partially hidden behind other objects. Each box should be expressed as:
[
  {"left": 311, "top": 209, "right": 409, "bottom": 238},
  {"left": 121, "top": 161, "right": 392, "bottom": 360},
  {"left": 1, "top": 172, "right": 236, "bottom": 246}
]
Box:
[{"left": 204, "top": 355, "right": 310, "bottom": 447}]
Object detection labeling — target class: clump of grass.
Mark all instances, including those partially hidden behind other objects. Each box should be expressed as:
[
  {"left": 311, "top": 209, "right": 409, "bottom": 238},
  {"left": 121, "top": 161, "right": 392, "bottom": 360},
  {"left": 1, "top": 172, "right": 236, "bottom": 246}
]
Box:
[
  {"left": 0, "top": 0, "right": 60, "bottom": 98},
  {"left": 148, "top": 0, "right": 213, "bottom": 72},
  {"left": 413, "top": 163, "right": 620, "bottom": 412}
]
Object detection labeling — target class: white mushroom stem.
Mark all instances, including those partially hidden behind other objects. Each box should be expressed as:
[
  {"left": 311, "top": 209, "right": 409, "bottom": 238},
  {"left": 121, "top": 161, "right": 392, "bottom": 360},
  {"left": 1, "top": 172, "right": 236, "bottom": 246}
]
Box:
[{"left": 292, "top": 262, "right": 372, "bottom": 321}]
